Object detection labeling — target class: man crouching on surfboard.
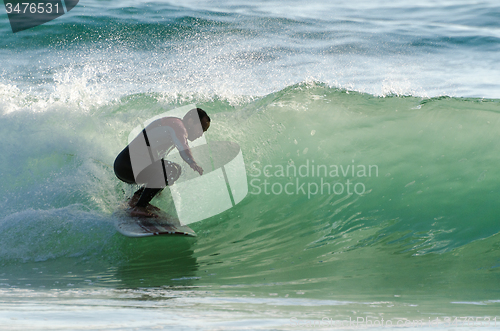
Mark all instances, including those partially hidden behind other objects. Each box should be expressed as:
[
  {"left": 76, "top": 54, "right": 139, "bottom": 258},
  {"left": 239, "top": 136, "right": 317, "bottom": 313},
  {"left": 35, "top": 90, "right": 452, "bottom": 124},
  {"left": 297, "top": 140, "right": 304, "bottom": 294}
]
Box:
[{"left": 113, "top": 108, "right": 211, "bottom": 217}]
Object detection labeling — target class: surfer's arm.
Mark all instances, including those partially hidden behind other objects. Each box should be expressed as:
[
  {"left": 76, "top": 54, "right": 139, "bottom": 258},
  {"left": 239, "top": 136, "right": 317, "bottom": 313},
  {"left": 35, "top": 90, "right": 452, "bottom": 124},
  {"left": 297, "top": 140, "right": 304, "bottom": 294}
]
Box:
[
  {"left": 170, "top": 122, "right": 203, "bottom": 175},
  {"left": 179, "top": 149, "right": 203, "bottom": 175}
]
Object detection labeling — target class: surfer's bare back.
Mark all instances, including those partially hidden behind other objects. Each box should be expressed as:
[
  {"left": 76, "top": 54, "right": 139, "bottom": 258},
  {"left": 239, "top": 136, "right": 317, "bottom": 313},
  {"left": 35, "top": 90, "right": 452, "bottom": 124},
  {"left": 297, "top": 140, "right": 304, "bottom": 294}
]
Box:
[{"left": 113, "top": 108, "right": 211, "bottom": 217}]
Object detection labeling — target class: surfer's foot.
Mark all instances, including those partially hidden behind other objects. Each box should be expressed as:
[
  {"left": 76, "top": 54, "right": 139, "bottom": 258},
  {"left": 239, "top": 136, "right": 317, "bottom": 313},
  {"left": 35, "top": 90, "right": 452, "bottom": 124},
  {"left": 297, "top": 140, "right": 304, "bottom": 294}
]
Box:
[
  {"left": 128, "top": 192, "right": 141, "bottom": 207},
  {"left": 146, "top": 204, "right": 161, "bottom": 212},
  {"left": 129, "top": 206, "right": 158, "bottom": 218}
]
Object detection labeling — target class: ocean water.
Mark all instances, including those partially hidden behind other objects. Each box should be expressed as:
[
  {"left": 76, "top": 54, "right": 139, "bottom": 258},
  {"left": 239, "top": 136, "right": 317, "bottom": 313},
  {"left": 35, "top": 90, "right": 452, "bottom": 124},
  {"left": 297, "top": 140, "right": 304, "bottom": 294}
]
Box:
[{"left": 1, "top": 0, "right": 500, "bottom": 330}]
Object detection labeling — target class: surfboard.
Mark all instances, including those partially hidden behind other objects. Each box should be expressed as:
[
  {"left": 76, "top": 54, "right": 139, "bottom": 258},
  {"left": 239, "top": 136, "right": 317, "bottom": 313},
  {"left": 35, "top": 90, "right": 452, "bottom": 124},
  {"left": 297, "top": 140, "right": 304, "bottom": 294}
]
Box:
[{"left": 114, "top": 205, "right": 196, "bottom": 238}]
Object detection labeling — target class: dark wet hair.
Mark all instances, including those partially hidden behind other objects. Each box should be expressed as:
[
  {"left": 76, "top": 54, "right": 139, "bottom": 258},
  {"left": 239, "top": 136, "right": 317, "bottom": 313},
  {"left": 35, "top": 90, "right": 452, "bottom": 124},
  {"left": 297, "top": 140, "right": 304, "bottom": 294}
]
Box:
[{"left": 184, "top": 108, "right": 210, "bottom": 123}]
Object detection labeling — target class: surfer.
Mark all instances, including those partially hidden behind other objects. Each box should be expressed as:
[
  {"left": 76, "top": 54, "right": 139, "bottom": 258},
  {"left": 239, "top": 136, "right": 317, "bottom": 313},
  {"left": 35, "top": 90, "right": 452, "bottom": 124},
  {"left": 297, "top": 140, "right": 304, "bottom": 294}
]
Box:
[{"left": 113, "top": 108, "right": 211, "bottom": 217}]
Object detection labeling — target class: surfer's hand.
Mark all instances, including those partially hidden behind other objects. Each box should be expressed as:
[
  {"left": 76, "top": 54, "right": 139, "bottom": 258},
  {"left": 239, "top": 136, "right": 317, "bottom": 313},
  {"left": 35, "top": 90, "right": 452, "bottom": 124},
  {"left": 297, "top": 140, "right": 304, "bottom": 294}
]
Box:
[{"left": 191, "top": 163, "right": 203, "bottom": 175}]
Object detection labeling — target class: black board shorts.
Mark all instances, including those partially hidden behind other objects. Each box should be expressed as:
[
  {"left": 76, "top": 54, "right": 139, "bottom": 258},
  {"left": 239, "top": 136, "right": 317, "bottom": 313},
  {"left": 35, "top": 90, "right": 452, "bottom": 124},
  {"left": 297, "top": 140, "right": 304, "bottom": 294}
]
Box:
[{"left": 113, "top": 146, "right": 181, "bottom": 187}]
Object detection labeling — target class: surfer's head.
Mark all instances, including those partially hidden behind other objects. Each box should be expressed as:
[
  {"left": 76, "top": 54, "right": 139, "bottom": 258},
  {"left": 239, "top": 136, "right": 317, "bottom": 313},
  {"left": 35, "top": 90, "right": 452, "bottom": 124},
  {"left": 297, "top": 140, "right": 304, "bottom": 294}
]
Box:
[{"left": 183, "top": 108, "right": 211, "bottom": 141}]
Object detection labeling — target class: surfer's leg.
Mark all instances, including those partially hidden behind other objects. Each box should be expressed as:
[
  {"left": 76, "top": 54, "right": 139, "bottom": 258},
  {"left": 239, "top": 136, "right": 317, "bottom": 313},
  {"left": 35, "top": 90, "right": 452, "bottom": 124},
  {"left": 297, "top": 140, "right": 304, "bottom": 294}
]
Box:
[
  {"left": 163, "top": 160, "right": 182, "bottom": 184},
  {"left": 113, "top": 146, "right": 135, "bottom": 184},
  {"left": 127, "top": 186, "right": 145, "bottom": 207},
  {"left": 133, "top": 186, "right": 145, "bottom": 197},
  {"left": 132, "top": 160, "right": 181, "bottom": 208},
  {"left": 135, "top": 188, "right": 163, "bottom": 207}
]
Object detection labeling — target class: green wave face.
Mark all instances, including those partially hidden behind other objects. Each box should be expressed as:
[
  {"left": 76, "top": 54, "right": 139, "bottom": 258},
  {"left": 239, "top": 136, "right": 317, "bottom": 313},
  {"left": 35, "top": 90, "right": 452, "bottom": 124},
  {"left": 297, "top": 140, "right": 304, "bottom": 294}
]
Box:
[{"left": 0, "top": 83, "right": 499, "bottom": 317}]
